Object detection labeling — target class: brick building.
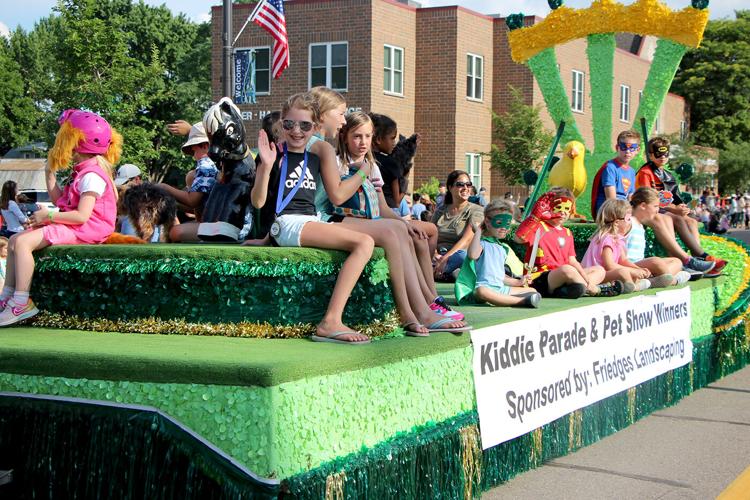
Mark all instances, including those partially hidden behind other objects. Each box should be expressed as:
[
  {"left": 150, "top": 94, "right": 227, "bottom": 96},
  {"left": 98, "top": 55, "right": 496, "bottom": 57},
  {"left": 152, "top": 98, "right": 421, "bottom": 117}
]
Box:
[{"left": 211, "top": 0, "right": 688, "bottom": 199}]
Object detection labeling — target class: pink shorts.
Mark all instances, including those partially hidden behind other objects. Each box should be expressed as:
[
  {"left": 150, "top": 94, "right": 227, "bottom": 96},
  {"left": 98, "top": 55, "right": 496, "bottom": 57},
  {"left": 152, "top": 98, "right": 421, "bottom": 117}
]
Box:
[{"left": 42, "top": 224, "right": 88, "bottom": 245}]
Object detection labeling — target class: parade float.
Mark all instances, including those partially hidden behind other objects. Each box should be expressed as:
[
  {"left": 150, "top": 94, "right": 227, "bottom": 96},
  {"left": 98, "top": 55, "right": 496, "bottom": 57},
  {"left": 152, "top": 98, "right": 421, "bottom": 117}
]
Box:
[{"left": 1, "top": 1, "right": 749, "bottom": 498}]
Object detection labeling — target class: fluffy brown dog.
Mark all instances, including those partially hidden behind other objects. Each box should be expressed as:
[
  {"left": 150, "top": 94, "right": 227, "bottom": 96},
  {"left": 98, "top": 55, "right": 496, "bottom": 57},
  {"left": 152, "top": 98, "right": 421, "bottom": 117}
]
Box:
[{"left": 122, "top": 183, "right": 177, "bottom": 242}]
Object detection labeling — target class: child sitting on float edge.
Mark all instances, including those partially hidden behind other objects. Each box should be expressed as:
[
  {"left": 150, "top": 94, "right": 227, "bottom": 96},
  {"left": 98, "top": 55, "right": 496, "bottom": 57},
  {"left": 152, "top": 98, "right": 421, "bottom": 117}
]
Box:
[
  {"left": 582, "top": 199, "right": 654, "bottom": 293},
  {"left": 627, "top": 187, "right": 692, "bottom": 286},
  {"left": 515, "top": 187, "right": 622, "bottom": 299},
  {"left": 0, "top": 109, "right": 121, "bottom": 326},
  {"left": 461, "top": 200, "right": 541, "bottom": 308},
  {"left": 252, "top": 92, "right": 376, "bottom": 345}
]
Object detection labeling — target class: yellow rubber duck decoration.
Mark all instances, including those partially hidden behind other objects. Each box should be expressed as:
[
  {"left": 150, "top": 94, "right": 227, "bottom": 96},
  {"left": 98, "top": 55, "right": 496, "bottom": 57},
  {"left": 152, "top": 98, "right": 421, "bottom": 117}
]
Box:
[{"left": 548, "top": 140, "right": 587, "bottom": 219}]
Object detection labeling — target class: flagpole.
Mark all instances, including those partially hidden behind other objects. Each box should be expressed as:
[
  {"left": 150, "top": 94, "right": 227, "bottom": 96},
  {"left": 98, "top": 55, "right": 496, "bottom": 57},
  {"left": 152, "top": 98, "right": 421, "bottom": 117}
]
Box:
[
  {"left": 222, "top": 0, "right": 233, "bottom": 97},
  {"left": 233, "top": 1, "right": 264, "bottom": 47}
]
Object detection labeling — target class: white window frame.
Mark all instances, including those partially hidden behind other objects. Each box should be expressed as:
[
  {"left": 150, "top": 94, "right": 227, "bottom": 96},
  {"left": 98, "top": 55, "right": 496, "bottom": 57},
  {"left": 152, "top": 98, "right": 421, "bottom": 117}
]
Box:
[
  {"left": 571, "top": 70, "right": 584, "bottom": 113},
  {"left": 465, "top": 153, "right": 482, "bottom": 188},
  {"left": 383, "top": 44, "right": 404, "bottom": 96},
  {"left": 234, "top": 46, "right": 271, "bottom": 96},
  {"left": 308, "top": 42, "right": 349, "bottom": 92},
  {"left": 619, "top": 84, "right": 631, "bottom": 123},
  {"left": 466, "top": 53, "right": 483, "bottom": 101}
]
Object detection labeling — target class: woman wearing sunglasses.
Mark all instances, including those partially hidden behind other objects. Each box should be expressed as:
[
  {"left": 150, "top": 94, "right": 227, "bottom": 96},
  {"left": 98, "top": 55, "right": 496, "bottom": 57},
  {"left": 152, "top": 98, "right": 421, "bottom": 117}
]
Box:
[{"left": 431, "top": 170, "right": 484, "bottom": 281}]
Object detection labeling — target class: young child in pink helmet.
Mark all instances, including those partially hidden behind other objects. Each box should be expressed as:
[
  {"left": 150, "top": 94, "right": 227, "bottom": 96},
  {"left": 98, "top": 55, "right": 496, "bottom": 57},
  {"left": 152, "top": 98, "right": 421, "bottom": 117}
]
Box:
[{"left": 0, "top": 109, "right": 122, "bottom": 326}]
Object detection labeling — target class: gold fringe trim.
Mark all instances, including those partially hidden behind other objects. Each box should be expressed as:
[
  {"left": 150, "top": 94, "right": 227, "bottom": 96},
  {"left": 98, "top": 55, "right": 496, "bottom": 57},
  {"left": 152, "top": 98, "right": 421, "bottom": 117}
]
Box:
[
  {"left": 530, "top": 427, "right": 544, "bottom": 465},
  {"left": 508, "top": 0, "right": 708, "bottom": 63},
  {"left": 627, "top": 387, "right": 637, "bottom": 423},
  {"left": 459, "top": 425, "right": 482, "bottom": 500},
  {"left": 568, "top": 410, "right": 583, "bottom": 452},
  {"left": 31, "top": 311, "right": 401, "bottom": 340},
  {"left": 324, "top": 471, "right": 346, "bottom": 500}
]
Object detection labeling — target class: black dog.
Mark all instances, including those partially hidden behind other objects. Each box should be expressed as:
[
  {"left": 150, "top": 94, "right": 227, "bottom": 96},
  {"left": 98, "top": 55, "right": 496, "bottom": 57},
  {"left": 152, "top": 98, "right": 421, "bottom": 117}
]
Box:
[{"left": 390, "top": 133, "right": 419, "bottom": 177}]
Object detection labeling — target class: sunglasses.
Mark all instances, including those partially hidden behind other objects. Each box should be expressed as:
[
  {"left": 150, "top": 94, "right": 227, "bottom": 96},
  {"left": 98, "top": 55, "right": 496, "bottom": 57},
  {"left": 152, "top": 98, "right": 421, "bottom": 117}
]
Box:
[
  {"left": 617, "top": 142, "right": 640, "bottom": 153},
  {"left": 281, "top": 120, "right": 314, "bottom": 132},
  {"left": 453, "top": 181, "right": 473, "bottom": 188}
]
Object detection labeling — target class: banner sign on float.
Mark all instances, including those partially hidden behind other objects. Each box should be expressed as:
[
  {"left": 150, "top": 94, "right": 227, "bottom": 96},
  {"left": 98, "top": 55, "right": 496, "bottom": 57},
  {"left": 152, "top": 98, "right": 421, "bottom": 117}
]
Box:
[{"left": 471, "top": 287, "right": 692, "bottom": 450}]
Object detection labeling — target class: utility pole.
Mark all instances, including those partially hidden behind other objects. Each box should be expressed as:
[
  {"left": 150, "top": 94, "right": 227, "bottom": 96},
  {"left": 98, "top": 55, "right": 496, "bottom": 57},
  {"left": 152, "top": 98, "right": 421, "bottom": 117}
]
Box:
[{"left": 222, "top": 0, "right": 233, "bottom": 98}]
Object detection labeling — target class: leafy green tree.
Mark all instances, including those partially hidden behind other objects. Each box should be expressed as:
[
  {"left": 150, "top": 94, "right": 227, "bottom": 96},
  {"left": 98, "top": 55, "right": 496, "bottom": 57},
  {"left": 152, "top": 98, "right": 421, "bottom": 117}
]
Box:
[
  {"left": 718, "top": 142, "right": 750, "bottom": 193},
  {"left": 7, "top": 0, "right": 211, "bottom": 182},
  {"left": 672, "top": 10, "right": 750, "bottom": 148},
  {"left": 489, "top": 87, "right": 553, "bottom": 185},
  {"left": 0, "top": 39, "right": 37, "bottom": 154}
]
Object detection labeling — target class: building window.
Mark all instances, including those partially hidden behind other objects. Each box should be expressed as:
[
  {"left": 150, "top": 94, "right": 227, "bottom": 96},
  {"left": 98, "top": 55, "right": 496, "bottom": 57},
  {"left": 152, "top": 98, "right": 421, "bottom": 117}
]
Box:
[
  {"left": 384, "top": 45, "right": 403, "bottom": 96},
  {"left": 465, "top": 153, "right": 482, "bottom": 188},
  {"left": 309, "top": 42, "right": 348, "bottom": 91},
  {"left": 466, "top": 54, "right": 483, "bottom": 101},
  {"left": 619, "top": 84, "right": 630, "bottom": 122},
  {"left": 680, "top": 120, "right": 688, "bottom": 141},
  {"left": 571, "top": 70, "right": 584, "bottom": 112}
]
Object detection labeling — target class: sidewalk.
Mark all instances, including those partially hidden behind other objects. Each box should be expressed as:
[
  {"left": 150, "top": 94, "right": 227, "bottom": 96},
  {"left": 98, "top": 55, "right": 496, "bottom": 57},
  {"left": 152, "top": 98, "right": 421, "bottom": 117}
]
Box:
[{"left": 485, "top": 365, "right": 750, "bottom": 499}]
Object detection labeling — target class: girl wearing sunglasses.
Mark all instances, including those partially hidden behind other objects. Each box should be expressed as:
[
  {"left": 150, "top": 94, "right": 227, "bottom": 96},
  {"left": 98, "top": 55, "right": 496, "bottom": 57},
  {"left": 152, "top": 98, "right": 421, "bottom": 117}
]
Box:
[
  {"left": 252, "top": 93, "right": 376, "bottom": 345},
  {"left": 431, "top": 170, "right": 485, "bottom": 281}
]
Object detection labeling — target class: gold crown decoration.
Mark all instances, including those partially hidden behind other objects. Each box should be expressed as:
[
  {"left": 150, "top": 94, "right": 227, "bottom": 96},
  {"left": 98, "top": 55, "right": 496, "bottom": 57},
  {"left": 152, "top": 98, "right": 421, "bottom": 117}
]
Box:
[{"left": 508, "top": 0, "right": 709, "bottom": 63}]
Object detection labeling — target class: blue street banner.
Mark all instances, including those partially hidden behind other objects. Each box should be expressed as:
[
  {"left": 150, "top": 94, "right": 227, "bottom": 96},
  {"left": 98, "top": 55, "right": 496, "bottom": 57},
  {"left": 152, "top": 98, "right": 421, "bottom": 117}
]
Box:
[{"left": 234, "top": 49, "right": 256, "bottom": 104}]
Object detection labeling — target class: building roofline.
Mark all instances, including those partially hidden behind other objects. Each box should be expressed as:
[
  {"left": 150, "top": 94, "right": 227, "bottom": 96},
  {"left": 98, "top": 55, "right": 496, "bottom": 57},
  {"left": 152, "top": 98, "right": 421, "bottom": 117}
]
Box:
[
  {"left": 418, "top": 5, "right": 494, "bottom": 21},
  {"left": 493, "top": 15, "right": 544, "bottom": 24}
]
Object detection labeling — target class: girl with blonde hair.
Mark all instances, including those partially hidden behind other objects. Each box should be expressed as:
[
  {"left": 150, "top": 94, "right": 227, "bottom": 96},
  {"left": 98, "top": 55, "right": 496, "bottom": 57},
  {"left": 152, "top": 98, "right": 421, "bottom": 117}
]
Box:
[
  {"left": 0, "top": 109, "right": 121, "bottom": 326},
  {"left": 582, "top": 198, "right": 652, "bottom": 293}
]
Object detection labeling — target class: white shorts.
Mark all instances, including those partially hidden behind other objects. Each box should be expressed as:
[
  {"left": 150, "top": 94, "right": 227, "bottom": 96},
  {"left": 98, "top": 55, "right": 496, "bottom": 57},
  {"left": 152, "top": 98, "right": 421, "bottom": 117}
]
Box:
[{"left": 271, "top": 213, "right": 323, "bottom": 247}]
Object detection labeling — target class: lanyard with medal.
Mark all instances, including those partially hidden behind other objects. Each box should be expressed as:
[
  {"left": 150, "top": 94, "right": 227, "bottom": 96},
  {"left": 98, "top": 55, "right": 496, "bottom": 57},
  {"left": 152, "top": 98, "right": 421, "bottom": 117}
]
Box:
[{"left": 270, "top": 144, "right": 308, "bottom": 238}]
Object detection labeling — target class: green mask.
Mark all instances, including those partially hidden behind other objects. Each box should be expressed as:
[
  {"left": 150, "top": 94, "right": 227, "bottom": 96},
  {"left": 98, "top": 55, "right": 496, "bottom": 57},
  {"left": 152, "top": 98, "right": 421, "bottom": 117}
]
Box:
[{"left": 490, "top": 213, "right": 513, "bottom": 229}]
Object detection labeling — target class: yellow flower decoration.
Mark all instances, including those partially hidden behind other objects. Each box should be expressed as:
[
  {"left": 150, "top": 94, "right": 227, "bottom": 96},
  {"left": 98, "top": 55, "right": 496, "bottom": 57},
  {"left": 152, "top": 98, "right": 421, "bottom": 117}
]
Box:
[{"left": 508, "top": 0, "right": 709, "bottom": 63}]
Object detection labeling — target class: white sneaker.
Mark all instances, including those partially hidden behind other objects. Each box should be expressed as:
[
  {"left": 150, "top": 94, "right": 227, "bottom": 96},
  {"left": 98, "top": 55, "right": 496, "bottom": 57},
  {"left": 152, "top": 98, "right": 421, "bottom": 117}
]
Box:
[
  {"left": 647, "top": 274, "right": 673, "bottom": 289},
  {"left": 637, "top": 279, "right": 652, "bottom": 292},
  {"left": 674, "top": 271, "right": 692, "bottom": 285},
  {"left": 0, "top": 299, "right": 39, "bottom": 327}
]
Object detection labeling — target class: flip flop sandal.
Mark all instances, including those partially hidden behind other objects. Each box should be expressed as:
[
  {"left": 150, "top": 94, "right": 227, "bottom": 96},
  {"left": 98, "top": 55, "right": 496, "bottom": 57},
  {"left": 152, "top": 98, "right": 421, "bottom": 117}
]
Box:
[
  {"left": 311, "top": 331, "right": 371, "bottom": 345},
  {"left": 426, "top": 317, "right": 472, "bottom": 334},
  {"left": 402, "top": 322, "right": 430, "bottom": 337}
]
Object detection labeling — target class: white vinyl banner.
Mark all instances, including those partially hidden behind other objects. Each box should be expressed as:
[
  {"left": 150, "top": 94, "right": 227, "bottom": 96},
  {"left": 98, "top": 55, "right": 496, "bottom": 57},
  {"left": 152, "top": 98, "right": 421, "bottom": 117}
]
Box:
[{"left": 471, "top": 287, "right": 692, "bottom": 450}]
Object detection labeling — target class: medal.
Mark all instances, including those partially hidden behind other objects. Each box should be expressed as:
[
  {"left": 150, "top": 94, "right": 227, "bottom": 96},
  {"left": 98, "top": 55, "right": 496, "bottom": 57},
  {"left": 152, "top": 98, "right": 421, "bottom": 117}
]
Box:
[
  {"left": 558, "top": 236, "right": 566, "bottom": 248},
  {"left": 270, "top": 221, "right": 281, "bottom": 237}
]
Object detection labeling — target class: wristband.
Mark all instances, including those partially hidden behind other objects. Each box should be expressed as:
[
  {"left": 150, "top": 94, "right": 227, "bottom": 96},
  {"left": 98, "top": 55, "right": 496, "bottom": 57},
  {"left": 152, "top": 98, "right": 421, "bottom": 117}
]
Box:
[
  {"left": 48, "top": 212, "right": 54, "bottom": 223},
  {"left": 356, "top": 169, "right": 367, "bottom": 182}
]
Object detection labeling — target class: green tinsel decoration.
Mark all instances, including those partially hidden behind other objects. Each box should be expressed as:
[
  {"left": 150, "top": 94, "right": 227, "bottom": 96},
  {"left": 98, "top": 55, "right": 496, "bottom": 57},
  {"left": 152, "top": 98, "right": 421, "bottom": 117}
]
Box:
[
  {"left": 548, "top": 0, "right": 563, "bottom": 9},
  {"left": 506, "top": 14, "right": 525, "bottom": 30},
  {"left": 586, "top": 34, "right": 616, "bottom": 154},
  {"left": 31, "top": 256, "right": 395, "bottom": 326},
  {"left": 691, "top": 0, "right": 709, "bottom": 9},
  {"left": 0, "top": 394, "right": 280, "bottom": 499},
  {"left": 527, "top": 48, "right": 585, "bottom": 146}
]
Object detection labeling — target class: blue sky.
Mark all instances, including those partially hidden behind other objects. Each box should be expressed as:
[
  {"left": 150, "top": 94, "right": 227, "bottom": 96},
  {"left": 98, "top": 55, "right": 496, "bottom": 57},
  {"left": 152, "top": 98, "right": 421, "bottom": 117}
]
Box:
[{"left": 1, "top": 0, "right": 743, "bottom": 38}]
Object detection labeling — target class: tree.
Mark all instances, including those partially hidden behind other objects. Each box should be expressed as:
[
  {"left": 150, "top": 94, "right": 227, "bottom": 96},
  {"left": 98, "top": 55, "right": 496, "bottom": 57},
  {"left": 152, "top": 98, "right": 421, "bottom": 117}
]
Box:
[
  {"left": 672, "top": 10, "right": 750, "bottom": 148},
  {"left": 489, "top": 87, "right": 553, "bottom": 185},
  {"left": 7, "top": 0, "right": 211, "bottom": 182},
  {"left": 0, "top": 38, "right": 37, "bottom": 155},
  {"left": 718, "top": 142, "right": 750, "bottom": 193}
]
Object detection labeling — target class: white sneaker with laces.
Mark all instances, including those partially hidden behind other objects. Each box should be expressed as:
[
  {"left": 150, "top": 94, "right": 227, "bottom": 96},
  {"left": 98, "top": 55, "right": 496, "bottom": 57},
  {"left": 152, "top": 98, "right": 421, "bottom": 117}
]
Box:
[{"left": 0, "top": 299, "right": 39, "bottom": 327}]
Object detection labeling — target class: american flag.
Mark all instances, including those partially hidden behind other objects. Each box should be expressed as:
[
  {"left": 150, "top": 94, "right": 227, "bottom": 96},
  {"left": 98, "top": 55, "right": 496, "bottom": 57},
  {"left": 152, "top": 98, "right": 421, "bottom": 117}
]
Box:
[{"left": 249, "top": 0, "right": 289, "bottom": 79}]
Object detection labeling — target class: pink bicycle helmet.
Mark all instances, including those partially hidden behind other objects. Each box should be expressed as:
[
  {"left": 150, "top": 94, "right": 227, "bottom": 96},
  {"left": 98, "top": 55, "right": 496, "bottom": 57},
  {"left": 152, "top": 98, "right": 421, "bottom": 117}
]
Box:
[{"left": 58, "top": 109, "right": 113, "bottom": 155}]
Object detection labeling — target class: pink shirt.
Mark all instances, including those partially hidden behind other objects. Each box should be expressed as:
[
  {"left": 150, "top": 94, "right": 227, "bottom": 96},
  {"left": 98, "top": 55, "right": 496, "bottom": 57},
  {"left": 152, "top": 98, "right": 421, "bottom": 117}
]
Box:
[
  {"left": 55, "top": 157, "right": 117, "bottom": 243},
  {"left": 582, "top": 233, "right": 625, "bottom": 268}
]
